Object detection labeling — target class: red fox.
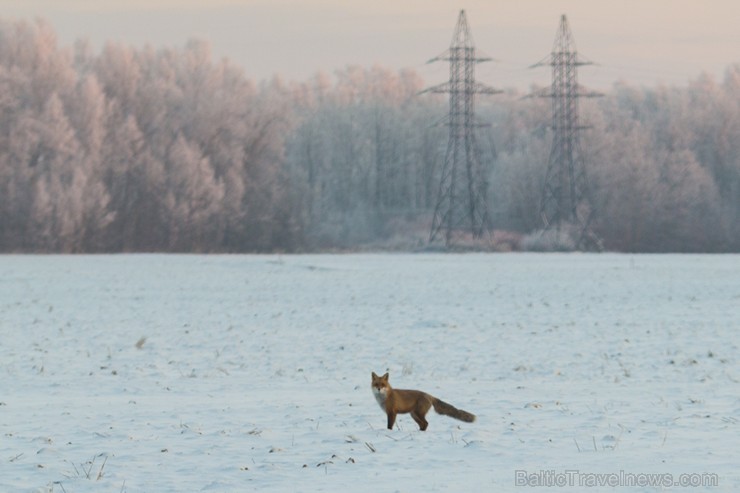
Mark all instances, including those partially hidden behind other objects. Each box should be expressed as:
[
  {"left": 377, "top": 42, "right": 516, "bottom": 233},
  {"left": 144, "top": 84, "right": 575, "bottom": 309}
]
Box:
[{"left": 371, "top": 372, "right": 476, "bottom": 431}]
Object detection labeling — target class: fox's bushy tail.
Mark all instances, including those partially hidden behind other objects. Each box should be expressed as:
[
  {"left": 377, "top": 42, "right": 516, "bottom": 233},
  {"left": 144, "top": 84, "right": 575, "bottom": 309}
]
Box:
[{"left": 432, "top": 398, "right": 476, "bottom": 423}]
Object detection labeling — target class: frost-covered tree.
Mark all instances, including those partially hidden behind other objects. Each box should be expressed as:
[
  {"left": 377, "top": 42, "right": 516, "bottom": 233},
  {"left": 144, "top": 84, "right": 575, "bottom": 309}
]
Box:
[{"left": 0, "top": 17, "right": 736, "bottom": 252}]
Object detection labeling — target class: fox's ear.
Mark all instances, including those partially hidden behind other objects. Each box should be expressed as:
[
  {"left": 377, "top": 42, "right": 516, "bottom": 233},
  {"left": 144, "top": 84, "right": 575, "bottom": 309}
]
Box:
[
  {"left": 371, "top": 372, "right": 378, "bottom": 379},
  {"left": 382, "top": 372, "right": 389, "bottom": 381}
]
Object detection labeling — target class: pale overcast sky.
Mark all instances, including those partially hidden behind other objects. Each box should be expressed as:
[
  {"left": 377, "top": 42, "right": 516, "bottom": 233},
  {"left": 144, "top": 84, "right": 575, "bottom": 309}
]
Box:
[{"left": 1, "top": 0, "right": 738, "bottom": 89}]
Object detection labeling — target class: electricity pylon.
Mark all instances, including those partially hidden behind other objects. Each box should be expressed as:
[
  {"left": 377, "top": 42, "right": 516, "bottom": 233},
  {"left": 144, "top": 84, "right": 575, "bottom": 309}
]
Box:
[
  {"left": 530, "top": 14, "right": 602, "bottom": 250},
  {"left": 423, "top": 10, "right": 500, "bottom": 247}
]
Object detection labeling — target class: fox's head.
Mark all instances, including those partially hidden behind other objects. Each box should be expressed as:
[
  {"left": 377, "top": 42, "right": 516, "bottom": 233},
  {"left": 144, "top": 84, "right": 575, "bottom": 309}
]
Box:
[
  {"left": 372, "top": 372, "right": 391, "bottom": 392},
  {"left": 371, "top": 371, "right": 390, "bottom": 387},
  {"left": 371, "top": 372, "right": 390, "bottom": 407},
  {"left": 371, "top": 372, "right": 390, "bottom": 393}
]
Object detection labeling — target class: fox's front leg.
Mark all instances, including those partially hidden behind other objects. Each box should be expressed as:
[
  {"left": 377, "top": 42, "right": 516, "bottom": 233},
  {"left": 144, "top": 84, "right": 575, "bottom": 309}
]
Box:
[{"left": 386, "top": 411, "right": 396, "bottom": 430}]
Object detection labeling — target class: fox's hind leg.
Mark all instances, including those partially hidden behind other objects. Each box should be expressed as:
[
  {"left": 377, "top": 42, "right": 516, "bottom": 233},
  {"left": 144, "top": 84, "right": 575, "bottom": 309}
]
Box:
[
  {"left": 410, "top": 411, "right": 428, "bottom": 431},
  {"left": 412, "top": 398, "right": 432, "bottom": 431}
]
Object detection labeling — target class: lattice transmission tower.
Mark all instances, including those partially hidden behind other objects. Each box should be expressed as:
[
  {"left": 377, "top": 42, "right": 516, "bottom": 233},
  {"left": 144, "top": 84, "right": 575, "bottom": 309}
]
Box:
[
  {"left": 423, "top": 10, "right": 500, "bottom": 247},
  {"left": 530, "top": 15, "right": 602, "bottom": 249}
]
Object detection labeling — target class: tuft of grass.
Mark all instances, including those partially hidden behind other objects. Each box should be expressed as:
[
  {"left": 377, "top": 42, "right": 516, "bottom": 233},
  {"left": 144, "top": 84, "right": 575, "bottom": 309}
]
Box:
[{"left": 81, "top": 454, "right": 104, "bottom": 480}]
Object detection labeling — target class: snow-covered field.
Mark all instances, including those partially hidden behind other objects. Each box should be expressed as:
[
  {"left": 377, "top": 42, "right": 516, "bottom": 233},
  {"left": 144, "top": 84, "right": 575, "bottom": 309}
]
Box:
[{"left": 1, "top": 253, "right": 738, "bottom": 492}]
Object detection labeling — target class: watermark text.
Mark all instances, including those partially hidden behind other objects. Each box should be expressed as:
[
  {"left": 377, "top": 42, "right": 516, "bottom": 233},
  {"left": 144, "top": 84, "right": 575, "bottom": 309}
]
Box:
[{"left": 515, "top": 469, "right": 719, "bottom": 488}]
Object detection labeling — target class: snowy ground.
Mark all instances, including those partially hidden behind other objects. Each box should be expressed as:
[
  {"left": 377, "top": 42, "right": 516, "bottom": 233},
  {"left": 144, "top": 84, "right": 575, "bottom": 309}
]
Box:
[{"left": 1, "top": 253, "right": 738, "bottom": 492}]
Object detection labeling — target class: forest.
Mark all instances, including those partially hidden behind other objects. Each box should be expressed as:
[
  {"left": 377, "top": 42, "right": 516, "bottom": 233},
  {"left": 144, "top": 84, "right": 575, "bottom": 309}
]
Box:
[{"left": 0, "top": 18, "right": 737, "bottom": 252}]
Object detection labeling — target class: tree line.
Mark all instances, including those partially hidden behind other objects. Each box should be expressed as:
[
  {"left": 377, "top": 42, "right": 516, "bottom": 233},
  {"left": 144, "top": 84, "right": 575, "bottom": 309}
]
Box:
[{"left": 0, "top": 19, "right": 737, "bottom": 252}]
